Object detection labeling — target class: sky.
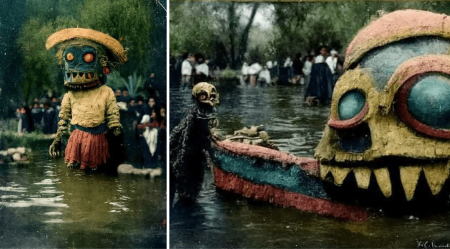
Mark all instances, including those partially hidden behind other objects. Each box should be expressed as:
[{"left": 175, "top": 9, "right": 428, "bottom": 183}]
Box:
[{"left": 241, "top": 4, "right": 274, "bottom": 30}]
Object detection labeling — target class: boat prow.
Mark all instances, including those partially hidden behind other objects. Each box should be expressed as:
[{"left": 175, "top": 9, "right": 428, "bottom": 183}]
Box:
[{"left": 212, "top": 140, "right": 371, "bottom": 222}]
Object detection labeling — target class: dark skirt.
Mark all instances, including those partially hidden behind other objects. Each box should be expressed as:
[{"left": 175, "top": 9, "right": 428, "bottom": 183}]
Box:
[{"left": 304, "top": 63, "right": 335, "bottom": 104}]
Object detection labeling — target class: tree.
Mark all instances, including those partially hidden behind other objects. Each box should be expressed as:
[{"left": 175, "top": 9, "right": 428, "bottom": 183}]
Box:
[
  {"left": 170, "top": 2, "right": 260, "bottom": 69},
  {"left": 16, "top": 0, "right": 156, "bottom": 103},
  {"left": 270, "top": 1, "right": 450, "bottom": 61}
]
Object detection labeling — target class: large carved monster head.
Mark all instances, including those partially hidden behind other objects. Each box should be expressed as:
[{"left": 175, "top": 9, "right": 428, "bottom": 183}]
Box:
[
  {"left": 46, "top": 28, "right": 127, "bottom": 89},
  {"left": 315, "top": 10, "right": 450, "bottom": 202}
]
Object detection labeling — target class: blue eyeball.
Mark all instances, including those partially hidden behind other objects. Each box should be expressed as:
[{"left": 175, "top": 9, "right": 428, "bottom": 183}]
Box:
[
  {"left": 407, "top": 74, "right": 450, "bottom": 129},
  {"left": 338, "top": 90, "right": 366, "bottom": 120}
]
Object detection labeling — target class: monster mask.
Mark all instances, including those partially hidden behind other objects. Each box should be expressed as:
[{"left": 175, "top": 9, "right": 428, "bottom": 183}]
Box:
[
  {"left": 46, "top": 28, "right": 127, "bottom": 89},
  {"left": 192, "top": 82, "right": 220, "bottom": 107},
  {"left": 192, "top": 82, "right": 220, "bottom": 126},
  {"left": 315, "top": 10, "right": 450, "bottom": 202}
]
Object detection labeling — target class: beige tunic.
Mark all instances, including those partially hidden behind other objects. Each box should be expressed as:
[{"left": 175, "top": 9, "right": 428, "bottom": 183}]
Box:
[{"left": 59, "top": 85, "right": 121, "bottom": 129}]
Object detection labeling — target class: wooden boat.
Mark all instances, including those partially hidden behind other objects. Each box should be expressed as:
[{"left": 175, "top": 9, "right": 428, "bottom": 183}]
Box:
[{"left": 212, "top": 140, "right": 372, "bottom": 222}]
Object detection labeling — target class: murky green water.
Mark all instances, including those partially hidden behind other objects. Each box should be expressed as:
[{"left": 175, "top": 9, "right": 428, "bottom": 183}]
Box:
[
  {"left": 0, "top": 144, "right": 166, "bottom": 248},
  {"left": 170, "top": 81, "right": 450, "bottom": 248}
]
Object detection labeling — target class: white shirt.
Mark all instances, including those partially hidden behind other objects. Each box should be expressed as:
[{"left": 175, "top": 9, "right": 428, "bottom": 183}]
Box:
[
  {"left": 196, "top": 64, "right": 209, "bottom": 76},
  {"left": 248, "top": 63, "right": 262, "bottom": 75},
  {"left": 284, "top": 58, "right": 292, "bottom": 67},
  {"left": 259, "top": 69, "right": 271, "bottom": 83},
  {"left": 302, "top": 60, "right": 312, "bottom": 76},
  {"left": 326, "top": 56, "right": 338, "bottom": 74},
  {"left": 315, "top": 55, "right": 325, "bottom": 63},
  {"left": 181, "top": 59, "right": 192, "bottom": 76},
  {"left": 242, "top": 63, "right": 249, "bottom": 75}
]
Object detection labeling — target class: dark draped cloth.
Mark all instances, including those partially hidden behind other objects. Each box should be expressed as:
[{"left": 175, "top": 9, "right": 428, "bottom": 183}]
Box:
[
  {"left": 20, "top": 114, "right": 33, "bottom": 133},
  {"left": 31, "top": 108, "right": 43, "bottom": 129},
  {"left": 42, "top": 107, "right": 56, "bottom": 134},
  {"left": 279, "top": 67, "right": 291, "bottom": 85},
  {"left": 304, "top": 63, "right": 335, "bottom": 104}
]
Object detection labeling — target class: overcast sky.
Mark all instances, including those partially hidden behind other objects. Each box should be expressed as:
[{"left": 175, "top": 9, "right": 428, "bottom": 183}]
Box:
[{"left": 241, "top": 4, "right": 274, "bottom": 29}]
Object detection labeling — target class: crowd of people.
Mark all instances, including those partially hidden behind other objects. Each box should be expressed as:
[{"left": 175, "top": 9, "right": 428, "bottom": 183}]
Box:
[
  {"left": 114, "top": 89, "right": 166, "bottom": 169},
  {"left": 171, "top": 52, "right": 218, "bottom": 85},
  {"left": 16, "top": 97, "right": 61, "bottom": 134},
  {"left": 14, "top": 89, "right": 166, "bottom": 169},
  {"left": 240, "top": 46, "right": 343, "bottom": 105}
]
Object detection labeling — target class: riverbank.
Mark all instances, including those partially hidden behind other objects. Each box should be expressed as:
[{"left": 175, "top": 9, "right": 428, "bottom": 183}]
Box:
[{"left": 0, "top": 131, "right": 54, "bottom": 150}]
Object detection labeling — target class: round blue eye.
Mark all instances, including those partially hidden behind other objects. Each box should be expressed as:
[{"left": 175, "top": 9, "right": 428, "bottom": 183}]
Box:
[
  {"left": 407, "top": 75, "right": 450, "bottom": 129},
  {"left": 338, "top": 90, "right": 366, "bottom": 120}
]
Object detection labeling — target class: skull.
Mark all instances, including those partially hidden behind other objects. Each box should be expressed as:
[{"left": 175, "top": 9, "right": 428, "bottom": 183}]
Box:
[
  {"left": 192, "top": 82, "right": 220, "bottom": 106},
  {"left": 60, "top": 39, "right": 106, "bottom": 88},
  {"left": 315, "top": 10, "right": 450, "bottom": 203}
]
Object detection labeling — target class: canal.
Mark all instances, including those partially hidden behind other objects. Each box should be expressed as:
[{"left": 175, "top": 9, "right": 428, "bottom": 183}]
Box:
[
  {"left": 170, "top": 81, "right": 450, "bottom": 248},
  {"left": 0, "top": 139, "right": 166, "bottom": 248}
]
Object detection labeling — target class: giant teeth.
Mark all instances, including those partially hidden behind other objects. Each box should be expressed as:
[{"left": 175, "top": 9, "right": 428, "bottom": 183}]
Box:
[
  {"left": 400, "top": 166, "right": 422, "bottom": 201},
  {"left": 353, "top": 168, "right": 371, "bottom": 189},
  {"left": 373, "top": 168, "right": 392, "bottom": 198},
  {"left": 320, "top": 164, "right": 331, "bottom": 180},
  {"left": 331, "top": 167, "right": 351, "bottom": 186},
  {"left": 422, "top": 162, "right": 450, "bottom": 196}
]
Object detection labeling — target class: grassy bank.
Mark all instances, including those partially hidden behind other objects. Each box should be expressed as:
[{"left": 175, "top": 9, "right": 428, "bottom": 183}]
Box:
[{"left": 0, "top": 131, "right": 54, "bottom": 150}]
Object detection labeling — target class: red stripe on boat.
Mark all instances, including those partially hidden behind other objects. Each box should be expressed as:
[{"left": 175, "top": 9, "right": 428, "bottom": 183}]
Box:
[{"left": 214, "top": 166, "right": 371, "bottom": 222}]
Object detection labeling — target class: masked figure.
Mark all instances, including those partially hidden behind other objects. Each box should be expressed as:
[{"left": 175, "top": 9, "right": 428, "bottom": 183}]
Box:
[
  {"left": 315, "top": 10, "right": 450, "bottom": 205},
  {"left": 170, "top": 82, "right": 219, "bottom": 205},
  {"left": 47, "top": 28, "right": 127, "bottom": 170}
]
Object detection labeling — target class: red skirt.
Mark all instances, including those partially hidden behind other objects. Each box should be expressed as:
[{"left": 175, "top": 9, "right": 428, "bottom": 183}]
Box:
[{"left": 64, "top": 129, "right": 109, "bottom": 169}]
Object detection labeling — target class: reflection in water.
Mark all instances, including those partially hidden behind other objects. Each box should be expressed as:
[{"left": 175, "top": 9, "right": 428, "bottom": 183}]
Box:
[
  {"left": 0, "top": 147, "right": 166, "bottom": 248},
  {"left": 170, "top": 82, "right": 450, "bottom": 248}
]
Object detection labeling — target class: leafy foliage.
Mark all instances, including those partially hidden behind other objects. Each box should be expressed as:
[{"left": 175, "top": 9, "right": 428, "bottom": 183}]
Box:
[
  {"left": 106, "top": 71, "right": 144, "bottom": 98},
  {"left": 170, "top": 2, "right": 260, "bottom": 69},
  {"left": 270, "top": 2, "right": 450, "bottom": 59},
  {"left": 171, "top": 1, "right": 450, "bottom": 69},
  {"left": 16, "top": 0, "right": 157, "bottom": 103}
]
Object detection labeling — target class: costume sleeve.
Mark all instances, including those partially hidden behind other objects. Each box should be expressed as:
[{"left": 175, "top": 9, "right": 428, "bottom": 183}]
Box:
[
  {"left": 59, "top": 93, "right": 71, "bottom": 122},
  {"left": 105, "top": 87, "right": 122, "bottom": 129}
]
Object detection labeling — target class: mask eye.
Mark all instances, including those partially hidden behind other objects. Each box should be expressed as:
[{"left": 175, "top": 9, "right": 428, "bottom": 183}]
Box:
[
  {"left": 66, "top": 53, "right": 74, "bottom": 61},
  {"left": 338, "top": 90, "right": 366, "bottom": 120},
  {"left": 396, "top": 73, "right": 450, "bottom": 138},
  {"left": 328, "top": 89, "right": 369, "bottom": 129},
  {"left": 83, "top": 53, "right": 95, "bottom": 63}
]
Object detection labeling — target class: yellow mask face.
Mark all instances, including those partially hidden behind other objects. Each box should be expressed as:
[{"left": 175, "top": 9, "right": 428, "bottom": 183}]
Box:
[{"left": 315, "top": 10, "right": 450, "bottom": 201}]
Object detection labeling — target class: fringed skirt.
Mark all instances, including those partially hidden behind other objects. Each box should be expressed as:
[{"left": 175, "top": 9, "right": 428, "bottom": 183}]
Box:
[{"left": 65, "top": 129, "right": 109, "bottom": 169}]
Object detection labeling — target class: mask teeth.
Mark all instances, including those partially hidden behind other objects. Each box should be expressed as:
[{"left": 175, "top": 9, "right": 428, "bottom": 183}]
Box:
[
  {"left": 320, "top": 163, "right": 449, "bottom": 201},
  {"left": 331, "top": 167, "right": 352, "bottom": 186},
  {"left": 320, "top": 164, "right": 331, "bottom": 180},
  {"left": 373, "top": 168, "right": 392, "bottom": 198},
  {"left": 400, "top": 166, "right": 422, "bottom": 201},
  {"left": 422, "top": 162, "right": 449, "bottom": 196},
  {"left": 320, "top": 161, "right": 450, "bottom": 201},
  {"left": 68, "top": 72, "right": 94, "bottom": 81},
  {"left": 353, "top": 167, "right": 371, "bottom": 189}
]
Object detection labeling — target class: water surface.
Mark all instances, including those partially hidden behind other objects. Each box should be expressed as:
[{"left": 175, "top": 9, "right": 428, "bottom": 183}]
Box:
[
  {"left": 170, "top": 81, "right": 450, "bottom": 248},
  {"left": 0, "top": 145, "right": 166, "bottom": 248}
]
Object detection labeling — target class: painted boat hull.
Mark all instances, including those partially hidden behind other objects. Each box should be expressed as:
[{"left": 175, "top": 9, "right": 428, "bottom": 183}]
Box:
[{"left": 212, "top": 141, "right": 371, "bottom": 222}]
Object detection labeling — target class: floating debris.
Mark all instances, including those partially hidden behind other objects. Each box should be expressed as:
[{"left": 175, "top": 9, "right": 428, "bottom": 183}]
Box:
[{"left": 117, "top": 164, "right": 162, "bottom": 178}]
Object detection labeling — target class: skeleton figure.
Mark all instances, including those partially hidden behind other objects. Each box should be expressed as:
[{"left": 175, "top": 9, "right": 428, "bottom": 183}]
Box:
[
  {"left": 170, "top": 82, "right": 219, "bottom": 205},
  {"left": 47, "top": 28, "right": 127, "bottom": 170},
  {"left": 315, "top": 10, "right": 450, "bottom": 206}
]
